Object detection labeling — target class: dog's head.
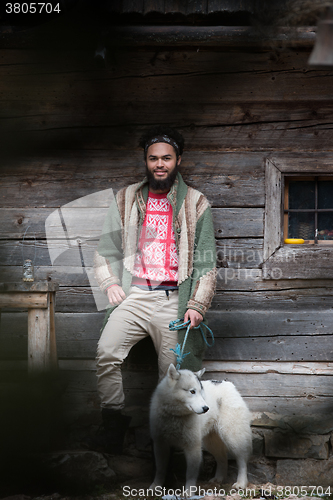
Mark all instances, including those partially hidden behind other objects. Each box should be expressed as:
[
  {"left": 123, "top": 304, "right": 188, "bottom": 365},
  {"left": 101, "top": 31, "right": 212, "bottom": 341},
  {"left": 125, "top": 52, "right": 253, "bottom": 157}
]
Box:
[{"left": 166, "top": 364, "right": 209, "bottom": 415}]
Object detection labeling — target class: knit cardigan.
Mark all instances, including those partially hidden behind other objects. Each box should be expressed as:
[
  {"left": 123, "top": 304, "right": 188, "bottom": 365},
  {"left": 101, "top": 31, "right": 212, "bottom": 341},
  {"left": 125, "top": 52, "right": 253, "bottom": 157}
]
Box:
[{"left": 94, "top": 172, "right": 217, "bottom": 371}]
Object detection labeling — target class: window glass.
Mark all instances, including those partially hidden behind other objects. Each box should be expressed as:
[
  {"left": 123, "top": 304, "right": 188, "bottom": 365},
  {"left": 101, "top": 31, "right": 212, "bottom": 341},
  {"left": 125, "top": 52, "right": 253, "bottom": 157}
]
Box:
[
  {"left": 318, "top": 213, "right": 333, "bottom": 240},
  {"left": 318, "top": 181, "right": 333, "bottom": 209},
  {"left": 289, "top": 181, "right": 315, "bottom": 209},
  {"left": 288, "top": 212, "right": 315, "bottom": 240}
]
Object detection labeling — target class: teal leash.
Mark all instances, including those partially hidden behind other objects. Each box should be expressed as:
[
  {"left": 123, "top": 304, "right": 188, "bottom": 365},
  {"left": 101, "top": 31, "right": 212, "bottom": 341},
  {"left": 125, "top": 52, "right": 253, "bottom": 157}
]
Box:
[{"left": 169, "top": 318, "right": 215, "bottom": 370}]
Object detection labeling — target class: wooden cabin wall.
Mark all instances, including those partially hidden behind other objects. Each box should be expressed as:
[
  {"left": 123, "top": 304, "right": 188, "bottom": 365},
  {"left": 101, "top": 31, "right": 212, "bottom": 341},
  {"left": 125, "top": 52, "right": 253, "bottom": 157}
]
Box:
[{"left": 1, "top": 43, "right": 333, "bottom": 426}]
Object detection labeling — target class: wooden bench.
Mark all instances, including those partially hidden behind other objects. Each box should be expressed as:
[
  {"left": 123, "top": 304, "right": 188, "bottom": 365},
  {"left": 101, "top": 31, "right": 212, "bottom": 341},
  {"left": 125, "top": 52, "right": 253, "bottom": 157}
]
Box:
[{"left": 0, "top": 282, "right": 59, "bottom": 372}]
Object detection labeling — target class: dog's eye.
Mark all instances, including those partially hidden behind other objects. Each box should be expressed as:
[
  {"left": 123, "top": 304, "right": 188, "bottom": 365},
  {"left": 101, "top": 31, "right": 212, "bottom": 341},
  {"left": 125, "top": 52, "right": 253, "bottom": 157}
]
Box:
[{"left": 190, "top": 389, "right": 196, "bottom": 394}]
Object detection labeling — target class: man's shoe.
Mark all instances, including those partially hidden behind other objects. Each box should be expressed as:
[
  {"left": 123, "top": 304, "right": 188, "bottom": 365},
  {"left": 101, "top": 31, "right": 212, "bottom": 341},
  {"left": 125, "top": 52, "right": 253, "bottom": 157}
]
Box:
[{"left": 82, "top": 409, "right": 132, "bottom": 455}]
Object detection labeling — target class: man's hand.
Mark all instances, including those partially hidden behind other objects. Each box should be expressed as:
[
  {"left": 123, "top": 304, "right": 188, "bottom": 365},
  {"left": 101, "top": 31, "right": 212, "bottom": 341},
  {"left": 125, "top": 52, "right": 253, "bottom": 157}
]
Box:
[
  {"left": 107, "top": 285, "right": 126, "bottom": 306},
  {"left": 184, "top": 308, "right": 203, "bottom": 329}
]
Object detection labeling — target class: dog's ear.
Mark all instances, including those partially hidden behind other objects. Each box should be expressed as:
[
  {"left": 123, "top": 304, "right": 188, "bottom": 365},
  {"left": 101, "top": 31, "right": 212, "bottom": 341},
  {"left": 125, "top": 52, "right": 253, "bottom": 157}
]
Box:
[
  {"left": 194, "top": 368, "right": 205, "bottom": 379},
  {"left": 168, "top": 363, "right": 180, "bottom": 381}
]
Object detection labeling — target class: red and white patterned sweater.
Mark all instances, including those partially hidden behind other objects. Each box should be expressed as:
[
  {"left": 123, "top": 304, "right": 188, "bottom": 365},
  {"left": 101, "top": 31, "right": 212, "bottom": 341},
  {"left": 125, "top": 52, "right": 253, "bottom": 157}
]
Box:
[{"left": 132, "top": 191, "right": 178, "bottom": 286}]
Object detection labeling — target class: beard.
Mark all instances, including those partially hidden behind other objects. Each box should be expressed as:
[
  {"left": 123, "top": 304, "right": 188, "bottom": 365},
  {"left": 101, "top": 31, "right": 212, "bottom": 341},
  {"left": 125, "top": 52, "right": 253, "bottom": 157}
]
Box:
[{"left": 146, "top": 164, "right": 179, "bottom": 192}]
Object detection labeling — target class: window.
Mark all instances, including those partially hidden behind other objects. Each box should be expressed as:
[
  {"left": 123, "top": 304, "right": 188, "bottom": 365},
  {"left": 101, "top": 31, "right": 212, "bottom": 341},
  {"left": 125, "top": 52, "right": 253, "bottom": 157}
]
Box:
[
  {"left": 263, "top": 158, "right": 333, "bottom": 280},
  {"left": 284, "top": 176, "right": 333, "bottom": 244}
]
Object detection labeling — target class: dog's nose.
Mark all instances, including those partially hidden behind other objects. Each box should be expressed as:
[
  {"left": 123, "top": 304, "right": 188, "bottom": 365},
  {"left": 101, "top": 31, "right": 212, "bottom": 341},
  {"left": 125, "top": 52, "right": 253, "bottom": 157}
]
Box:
[{"left": 202, "top": 406, "right": 209, "bottom": 413}]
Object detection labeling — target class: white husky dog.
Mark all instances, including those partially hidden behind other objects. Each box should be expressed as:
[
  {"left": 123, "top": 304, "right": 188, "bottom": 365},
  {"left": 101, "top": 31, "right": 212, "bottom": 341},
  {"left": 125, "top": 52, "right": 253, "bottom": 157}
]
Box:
[{"left": 149, "top": 364, "right": 252, "bottom": 492}]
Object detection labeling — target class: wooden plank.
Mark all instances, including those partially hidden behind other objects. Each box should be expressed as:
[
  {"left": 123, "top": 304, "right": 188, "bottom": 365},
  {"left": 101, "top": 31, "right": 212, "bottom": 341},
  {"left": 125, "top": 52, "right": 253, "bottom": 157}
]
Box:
[
  {"left": 0, "top": 282, "right": 58, "bottom": 292},
  {"left": 242, "top": 396, "right": 333, "bottom": 415},
  {"left": 5, "top": 102, "right": 333, "bottom": 143},
  {"left": 27, "top": 307, "right": 50, "bottom": 371},
  {"left": 204, "top": 336, "right": 333, "bottom": 362},
  {"left": 56, "top": 368, "right": 333, "bottom": 398},
  {"left": 0, "top": 237, "right": 263, "bottom": 274},
  {"left": 5, "top": 101, "right": 333, "bottom": 153},
  {"left": 2, "top": 364, "right": 331, "bottom": 418},
  {"left": 0, "top": 292, "right": 48, "bottom": 309},
  {"left": 263, "top": 246, "right": 333, "bottom": 280},
  {"left": 264, "top": 159, "right": 282, "bottom": 261},
  {"left": 0, "top": 151, "right": 264, "bottom": 208},
  {"left": 3, "top": 265, "right": 333, "bottom": 292},
  {"left": 270, "top": 155, "right": 333, "bottom": 173},
  {"left": 212, "top": 208, "right": 264, "bottom": 238},
  {"left": 0, "top": 48, "right": 314, "bottom": 80},
  {"left": 5, "top": 55, "right": 333, "bottom": 106},
  {"left": 60, "top": 391, "right": 333, "bottom": 417},
  {"left": 206, "top": 310, "right": 333, "bottom": 338},
  {"left": 3, "top": 358, "right": 333, "bottom": 376},
  {"left": 203, "top": 372, "right": 333, "bottom": 398},
  {"left": 53, "top": 283, "right": 333, "bottom": 315},
  {"left": 210, "top": 288, "right": 333, "bottom": 310},
  {"left": 203, "top": 360, "right": 333, "bottom": 375},
  {"left": 216, "top": 267, "right": 263, "bottom": 288},
  {"left": 216, "top": 239, "right": 263, "bottom": 268},
  {"left": 0, "top": 151, "right": 263, "bottom": 176},
  {"left": 5, "top": 120, "right": 333, "bottom": 153},
  {"left": 0, "top": 207, "right": 263, "bottom": 239},
  {"left": 1, "top": 310, "right": 333, "bottom": 360},
  {"left": 109, "top": 26, "right": 316, "bottom": 47}
]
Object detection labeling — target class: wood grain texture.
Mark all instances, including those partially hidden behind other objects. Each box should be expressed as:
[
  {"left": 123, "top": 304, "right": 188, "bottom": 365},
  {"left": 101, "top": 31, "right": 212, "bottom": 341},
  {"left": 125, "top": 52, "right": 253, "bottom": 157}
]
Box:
[
  {"left": 0, "top": 292, "right": 47, "bottom": 309},
  {"left": 0, "top": 207, "right": 264, "bottom": 239},
  {"left": 27, "top": 306, "right": 50, "bottom": 371},
  {"left": 0, "top": 151, "right": 264, "bottom": 208},
  {"left": 109, "top": 26, "right": 315, "bottom": 47},
  {"left": 263, "top": 246, "right": 333, "bottom": 280},
  {"left": 264, "top": 159, "right": 282, "bottom": 262},
  {"left": 216, "top": 238, "right": 263, "bottom": 268},
  {"left": 1, "top": 304, "right": 333, "bottom": 360}
]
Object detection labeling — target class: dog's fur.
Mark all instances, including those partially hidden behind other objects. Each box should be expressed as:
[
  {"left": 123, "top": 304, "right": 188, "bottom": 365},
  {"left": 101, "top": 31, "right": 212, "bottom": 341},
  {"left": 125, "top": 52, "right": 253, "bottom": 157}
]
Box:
[{"left": 149, "top": 364, "right": 252, "bottom": 492}]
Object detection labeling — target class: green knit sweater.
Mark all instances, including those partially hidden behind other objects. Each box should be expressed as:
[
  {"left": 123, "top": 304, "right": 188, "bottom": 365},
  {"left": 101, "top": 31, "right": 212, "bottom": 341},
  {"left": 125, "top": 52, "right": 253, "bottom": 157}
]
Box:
[{"left": 94, "top": 173, "right": 217, "bottom": 370}]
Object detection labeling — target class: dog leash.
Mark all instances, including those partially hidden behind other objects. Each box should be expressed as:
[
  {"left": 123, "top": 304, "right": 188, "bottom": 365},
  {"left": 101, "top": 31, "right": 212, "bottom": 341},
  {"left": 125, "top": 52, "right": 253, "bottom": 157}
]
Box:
[{"left": 169, "top": 319, "right": 215, "bottom": 369}]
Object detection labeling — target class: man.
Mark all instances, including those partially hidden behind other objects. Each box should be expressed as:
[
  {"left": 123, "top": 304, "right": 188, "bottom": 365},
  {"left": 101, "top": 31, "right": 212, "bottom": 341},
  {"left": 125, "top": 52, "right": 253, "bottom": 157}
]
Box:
[{"left": 92, "top": 125, "right": 217, "bottom": 454}]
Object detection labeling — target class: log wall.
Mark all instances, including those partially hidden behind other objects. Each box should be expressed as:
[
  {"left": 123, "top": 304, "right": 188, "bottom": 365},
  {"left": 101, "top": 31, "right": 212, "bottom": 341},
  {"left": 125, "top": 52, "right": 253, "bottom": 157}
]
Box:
[{"left": 1, "top": 40, "right": 333, "bottom": 424}]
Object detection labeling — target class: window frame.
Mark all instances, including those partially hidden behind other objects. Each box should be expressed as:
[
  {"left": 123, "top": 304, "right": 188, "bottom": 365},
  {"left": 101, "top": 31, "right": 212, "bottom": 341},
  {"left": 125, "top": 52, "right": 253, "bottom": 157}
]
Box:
[
  {"left": 263, "top": 157, "right": 333, "bottom": 280},
  {"left": 284, "top": 175, "right": 333, "bottom": 245}
]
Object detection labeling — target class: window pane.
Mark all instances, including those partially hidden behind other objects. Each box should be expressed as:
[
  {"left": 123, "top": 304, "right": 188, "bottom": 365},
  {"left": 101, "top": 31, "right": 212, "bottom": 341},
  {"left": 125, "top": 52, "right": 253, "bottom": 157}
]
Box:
[
  {"left": 288, "top": 212, "right": 315, "bottom": 239},
  {"left": 289, "top": 181, "right": 315, "bottom": 209},
  {"left": 318, "top": 181, "right": 333, "bottom": 209},
  {"left": 318, "top": 213, "right": 333, "bottom": 240}
]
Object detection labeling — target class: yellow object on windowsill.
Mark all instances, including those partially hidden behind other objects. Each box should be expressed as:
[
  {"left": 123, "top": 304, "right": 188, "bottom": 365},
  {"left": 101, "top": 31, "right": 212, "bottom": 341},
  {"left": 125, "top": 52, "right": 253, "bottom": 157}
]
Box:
[{"left": 284, "top": 238, "right": 305, "bottom": 244}]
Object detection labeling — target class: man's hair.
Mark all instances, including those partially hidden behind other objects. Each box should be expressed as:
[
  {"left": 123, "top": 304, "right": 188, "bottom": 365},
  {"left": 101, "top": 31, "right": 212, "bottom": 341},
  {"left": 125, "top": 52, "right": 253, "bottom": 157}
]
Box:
[{"left": 139, "top": 125, "right": 185, "bottom": 159}]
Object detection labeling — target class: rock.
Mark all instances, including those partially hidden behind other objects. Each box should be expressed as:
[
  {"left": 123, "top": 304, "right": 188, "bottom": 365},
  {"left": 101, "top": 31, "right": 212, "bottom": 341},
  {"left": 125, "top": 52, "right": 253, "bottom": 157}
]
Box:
[
  {"left": 265, "top": 431, "right": 330, "bottom": 459},
  {"left": 276, "top": 457, "right": 333, "bottom": 487},
  {"left": 43, "top": 450, "right": 116, "bottom": 492},
  {"left": 107, "top": 454, "right": 153, "bottom": 481},
  {"left": 252, "top": 413, "right": 333, "bottom": 435},
  {"left": 247, "top": 457, "right": 276, "bottom": 484},
  {"left": 251, "top": 429, "right": 264, "bottom": 456}
]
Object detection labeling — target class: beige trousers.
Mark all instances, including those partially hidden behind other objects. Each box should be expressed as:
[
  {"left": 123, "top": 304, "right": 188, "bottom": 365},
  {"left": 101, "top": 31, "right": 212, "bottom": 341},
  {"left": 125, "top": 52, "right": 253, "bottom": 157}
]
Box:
[{"left": 96, "top": 286, "right": 178, "bottom": 410}]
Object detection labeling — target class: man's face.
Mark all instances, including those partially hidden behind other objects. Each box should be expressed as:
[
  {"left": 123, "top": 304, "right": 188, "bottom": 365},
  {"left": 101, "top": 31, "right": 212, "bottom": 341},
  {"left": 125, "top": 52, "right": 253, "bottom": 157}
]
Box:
[{"left": 145, "top": 142, "right": 181, "bottom": 193}]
